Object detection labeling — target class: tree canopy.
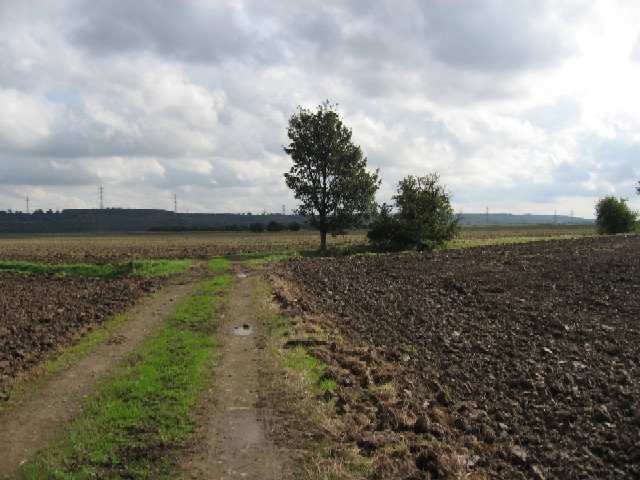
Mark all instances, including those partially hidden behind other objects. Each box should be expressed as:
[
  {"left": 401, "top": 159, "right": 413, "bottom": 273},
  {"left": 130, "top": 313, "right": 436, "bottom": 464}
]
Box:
[
  {"left": 368, "top": 173, "right": 459, "bottom": 251},
  {"left": 284, "top": 101, "right": 380, "bottom": 254},
  {"left": 595, "top": 196, "right": 638, "bottom": 234}
]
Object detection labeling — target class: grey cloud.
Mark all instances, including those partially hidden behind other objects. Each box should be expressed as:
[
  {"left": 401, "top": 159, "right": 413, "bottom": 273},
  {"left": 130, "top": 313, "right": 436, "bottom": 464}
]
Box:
[
  {"left": 455, "top": 173, "right": 594, "bottom": 208},
  {"left": 554, "top": 161, "right": 591, "bottom": 183},
  {"left": 253, "top": 0, "right": 576, "bottom": 104},
  {"left": 632, "top": 35, "right": 640, "bottom": 63},
  {"left": 419, "top": 0, "right": 573, "bottom": 73},
  {"left": 524, "top": 99, "right": 582, "bottom": 132},
  {"left": 0, "top": 0, "right": 634, "bottom": 217},
  {"left": 69, "top": 0, "right": 252, "bottom": 63},
  {"left": 0, "top": 156, "right": 98, "bottom": 185},
  {"left": 581, "top": 135, "right": 640, "bottom": 184}
]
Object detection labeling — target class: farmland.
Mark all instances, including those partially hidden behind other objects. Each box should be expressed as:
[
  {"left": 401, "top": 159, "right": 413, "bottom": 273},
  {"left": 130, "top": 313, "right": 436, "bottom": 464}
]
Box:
[
  {"left": 0, "top": 224, "right": 595, "bottom": 263},
  {"left": 272, "top": 234, "right": 639, "bottom": 479},
  {"left": 0, "top": 272, "right": 158, "bottom": 401},
  {"left": 3, "top": 224, "right": 636, "bottom": 479},
  {"left": 0, "top": 231, "right": 366, "bottom": 263}
]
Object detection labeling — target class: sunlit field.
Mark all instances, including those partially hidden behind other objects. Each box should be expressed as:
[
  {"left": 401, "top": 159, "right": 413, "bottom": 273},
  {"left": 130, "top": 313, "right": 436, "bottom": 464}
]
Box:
[{"left": 0, "top": 224, "right": 600, "bottom": 264}]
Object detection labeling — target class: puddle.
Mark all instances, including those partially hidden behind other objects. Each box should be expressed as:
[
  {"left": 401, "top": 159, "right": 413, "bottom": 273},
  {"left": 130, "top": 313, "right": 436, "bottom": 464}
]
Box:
[
  {"left": 237, "top": 273, "right": 249, "bottom": 278},
  {"left": 234, "top": 323, "right": 253, "bottom": 336}
]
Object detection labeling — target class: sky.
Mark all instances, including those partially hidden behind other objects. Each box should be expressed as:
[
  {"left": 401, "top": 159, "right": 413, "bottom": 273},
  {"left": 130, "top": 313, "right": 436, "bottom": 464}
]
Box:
[{"left": 1, "top": 0, "right": 640, "bottom": 219}]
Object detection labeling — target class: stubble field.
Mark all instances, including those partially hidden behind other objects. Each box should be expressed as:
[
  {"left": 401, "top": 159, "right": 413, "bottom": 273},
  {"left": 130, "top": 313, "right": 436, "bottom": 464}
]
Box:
[
  {"left": 272, "top": 235, "right": 639, "bottom": 479},
  {"left": 0, "top": 231, "right": 365, "bottom": 263}
]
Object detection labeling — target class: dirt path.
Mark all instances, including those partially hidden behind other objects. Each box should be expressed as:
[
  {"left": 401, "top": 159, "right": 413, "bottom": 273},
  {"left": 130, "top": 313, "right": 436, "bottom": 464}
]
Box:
[
  {"left": 0, "top": 262, "right": 208, "bottom": 479},
  {"left": 182, "top": 264, "right": 292, "bottom": 479}
]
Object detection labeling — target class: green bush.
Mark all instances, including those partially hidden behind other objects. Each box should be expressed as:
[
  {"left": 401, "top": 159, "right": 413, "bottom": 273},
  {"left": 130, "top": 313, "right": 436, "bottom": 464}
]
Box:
[
  {"left": 368, "top": 173, "right": 460, "bottom": 251},
  {"left": 595, "top": 196, "right": 638, "bottom": 234}
]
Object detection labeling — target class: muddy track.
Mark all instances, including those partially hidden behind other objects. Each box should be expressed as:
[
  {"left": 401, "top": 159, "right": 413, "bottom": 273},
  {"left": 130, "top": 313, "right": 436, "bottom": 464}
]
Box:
[
  {"left": 0, "top": 262, "right": 208, "bottom": 479},
  {"left": 181, "top": 263, "right": 292, "bottom": 479}
]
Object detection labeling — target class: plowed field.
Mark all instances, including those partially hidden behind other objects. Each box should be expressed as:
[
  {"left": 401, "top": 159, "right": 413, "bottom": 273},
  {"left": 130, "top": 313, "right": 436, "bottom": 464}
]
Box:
[
  {"left": 0, "top": 272, "right": 157, "bottom": 400},
  {"left": 272, "top": 235, "right": 639, "bottom": 479}
]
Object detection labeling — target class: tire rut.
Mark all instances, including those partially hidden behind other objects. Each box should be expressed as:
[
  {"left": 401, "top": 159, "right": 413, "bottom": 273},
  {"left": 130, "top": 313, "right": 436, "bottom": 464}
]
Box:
[
  {"left": 181, "top": 263, "right": 292, "bottom": 479},
  {"left": 0, "top": 262, "right": 208, "bottom": 479}
]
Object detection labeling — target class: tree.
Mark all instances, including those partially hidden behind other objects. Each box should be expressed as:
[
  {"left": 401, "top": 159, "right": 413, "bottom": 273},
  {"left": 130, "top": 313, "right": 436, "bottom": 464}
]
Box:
[
  {"left": 368, "top": 173, "right": 460, "bottom": 251},
  {"left": 636, "top": 179, "right": 639, "bottom": 196},
  {"left": 284, "top": 101, "right": 380, "bottom": 254},
  {"left": 266, "top": 220, "right": 285, "bottom": 232},
  {"left": 595, "top": 196, "right": 637, "bottom": 234},
  {"left": 287, "top": 221, "right": 302, "bottom": 231},
  {"left": 249, "top": 222, "right": 265, "bottom": 233}
]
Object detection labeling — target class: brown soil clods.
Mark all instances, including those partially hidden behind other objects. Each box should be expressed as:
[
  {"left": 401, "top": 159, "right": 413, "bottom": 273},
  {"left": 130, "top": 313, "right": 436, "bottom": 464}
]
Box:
[{"left": 272, "top": 236, "right": 640, "bottom": 479}]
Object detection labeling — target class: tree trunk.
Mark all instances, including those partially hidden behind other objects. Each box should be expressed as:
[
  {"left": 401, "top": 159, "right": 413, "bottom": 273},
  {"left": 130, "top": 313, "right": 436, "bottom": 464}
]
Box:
[{"left": 320, "top": 229, "right": 327, "bottom": 256}]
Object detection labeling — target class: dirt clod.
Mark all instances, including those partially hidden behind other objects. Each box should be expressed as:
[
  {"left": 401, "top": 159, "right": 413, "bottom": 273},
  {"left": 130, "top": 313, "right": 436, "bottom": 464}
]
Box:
[{"left": 272, "top": 236, "right": 640, "bottom": 479}]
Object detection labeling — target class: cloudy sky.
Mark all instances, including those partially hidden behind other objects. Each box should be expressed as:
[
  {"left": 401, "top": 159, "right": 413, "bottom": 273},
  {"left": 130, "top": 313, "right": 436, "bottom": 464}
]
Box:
[{"left": 1, "top": 0, "right": 640, "bottom": 218}]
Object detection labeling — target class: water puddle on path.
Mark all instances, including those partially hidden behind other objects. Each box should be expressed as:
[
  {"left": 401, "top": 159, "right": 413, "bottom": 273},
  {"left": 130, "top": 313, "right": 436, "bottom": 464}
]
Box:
[
  {"left": 233, "top": 323, "right": 253, "bottom": 336},
  {"left": 237, "top": 272, "right": 250, "bottom": 278}
]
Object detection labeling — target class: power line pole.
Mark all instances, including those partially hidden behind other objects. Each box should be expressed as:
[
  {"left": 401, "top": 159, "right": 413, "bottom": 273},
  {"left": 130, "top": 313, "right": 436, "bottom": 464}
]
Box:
[
  {"left": 486, "top": 206, "right": 489, "bottom": 226},
  {"left": 174, "top": 194, "right": 178, "bottom": 213},
  {"left": 26, "top": 196, "right": 29, "bottom": 214},
  {"left": 99, "top": 186, "right": 104, "bottom": 209}
]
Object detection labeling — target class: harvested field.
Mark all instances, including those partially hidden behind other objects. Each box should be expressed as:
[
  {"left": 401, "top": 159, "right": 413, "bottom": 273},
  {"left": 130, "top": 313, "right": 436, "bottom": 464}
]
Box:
[
  {"left": 0, "top": 232, "right": 365, "bottom": 263},
  {"left": 272, "top": 235, "right": 640, "bottom": 479},
  {"left": 0, "top": 272, "right": 157, "bottom": 399}
]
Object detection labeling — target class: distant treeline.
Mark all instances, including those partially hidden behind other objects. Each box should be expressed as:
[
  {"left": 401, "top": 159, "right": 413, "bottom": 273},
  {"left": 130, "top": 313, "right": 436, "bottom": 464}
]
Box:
[
  {"left": 150, "top": 220, "right": 303, "bottom": 232},
  {"left": 0, "top": 208, "right": 308, "bottom": 234},
  {"left": 0, "top": 208, "right": 593, "bottom": 234}
]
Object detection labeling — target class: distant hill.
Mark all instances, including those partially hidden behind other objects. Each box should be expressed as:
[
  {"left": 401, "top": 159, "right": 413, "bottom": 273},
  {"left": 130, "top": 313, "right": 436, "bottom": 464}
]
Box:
[
  {"left": 0, "top": 208, "right": 593, "bottom": 234},
  {"left": 458, "top": 213, "right": 593, "bottom": 226}
]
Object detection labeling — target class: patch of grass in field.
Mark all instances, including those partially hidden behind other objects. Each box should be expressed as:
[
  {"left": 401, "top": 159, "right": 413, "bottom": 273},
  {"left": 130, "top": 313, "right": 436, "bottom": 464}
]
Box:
[
  {"left": 0, "top": 259, "right": 190, "bottom": 278},
  {"left": 206, "top": 256, "right": 232, "bottom": 275},
  {"left": 284, "top": 345, "right": 337, "bottom": 396},
  {"left": 235, "top": 250, "right": 304, "bottom": 267},
  {"left": 253, "top": 276, "right": 369, "bottom": 479},
  {"left": 444, "top": 224, "right": 597, "bottom": 250},
  {"left": 132, "top": 259, "right": 191, "bottom": 278},
  {"left": 19, "top": 259, "right": 233, "bottom": 480}
]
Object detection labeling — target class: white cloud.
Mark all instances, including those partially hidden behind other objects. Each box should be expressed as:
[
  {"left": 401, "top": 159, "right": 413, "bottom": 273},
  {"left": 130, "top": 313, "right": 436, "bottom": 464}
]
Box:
[
  {"left": 0, "top": 89, "right": 55, "bottom": 149},
  {"left": 1, "top": 0, "right": 640, "bottom": 218}
]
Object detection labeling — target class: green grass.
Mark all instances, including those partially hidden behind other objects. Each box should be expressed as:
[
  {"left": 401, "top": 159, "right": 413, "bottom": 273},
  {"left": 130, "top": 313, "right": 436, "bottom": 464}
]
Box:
[
  {"left": 254, "top": 275, "right": 369, "bottom": 479},
  {"left": 19, "top": 258, "right": 234, "bottom": 480},
  {"left": 0, "top": 259, "right": 190, "bottom": 278},
  {"left": 284, "top": 345, "right": 337, "bottom": 396},
  {"left": 447, "top": 224, "right": 597, "bottom": 249}
]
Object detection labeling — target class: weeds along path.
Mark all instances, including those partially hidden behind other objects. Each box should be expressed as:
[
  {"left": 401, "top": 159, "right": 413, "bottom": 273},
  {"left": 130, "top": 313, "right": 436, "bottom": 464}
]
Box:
[
  {"left": 0, "top": 262, "right": 208, "bottom": 479},
  {"left": 181, "top": 262, "right": 292, "bottom": 479}
]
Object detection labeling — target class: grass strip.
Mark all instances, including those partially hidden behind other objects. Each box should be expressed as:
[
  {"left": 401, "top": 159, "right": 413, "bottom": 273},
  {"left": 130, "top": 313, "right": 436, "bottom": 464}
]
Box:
[
  {"left": 252, "top": 275, "right": 368, "bottom": 479},
  {"left": 19, "top": 258, "right": 233, "bottom": 480},
  {"left": 0, "top": 259, "right": 190, "bottom": 278}
]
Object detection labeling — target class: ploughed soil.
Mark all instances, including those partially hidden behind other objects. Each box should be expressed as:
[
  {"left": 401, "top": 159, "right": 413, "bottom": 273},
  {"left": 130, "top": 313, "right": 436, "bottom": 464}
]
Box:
[
  {"left": 0, "top": 265, "right": 205, "bottom": 478},
  {"left": 0, "top": 272, "right": 159, "bottom": 401},
  {"left": 271, "top": 235, "right": 639, "bottom": 479}
]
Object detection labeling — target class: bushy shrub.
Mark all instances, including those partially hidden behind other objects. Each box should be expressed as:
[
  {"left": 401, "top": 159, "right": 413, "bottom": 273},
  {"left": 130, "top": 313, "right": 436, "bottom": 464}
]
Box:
[
  {"left": 368, "top": 174, "right": 459, "bottom": 251},
  {"left": 595, "top": 196, "right": 637, "bottom": 234}
]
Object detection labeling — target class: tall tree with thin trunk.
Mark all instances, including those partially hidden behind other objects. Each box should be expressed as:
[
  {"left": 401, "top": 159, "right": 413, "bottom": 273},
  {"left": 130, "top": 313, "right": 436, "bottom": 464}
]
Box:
[{"left": 284, "top": 101, "right": 380, "bottom": 254}]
